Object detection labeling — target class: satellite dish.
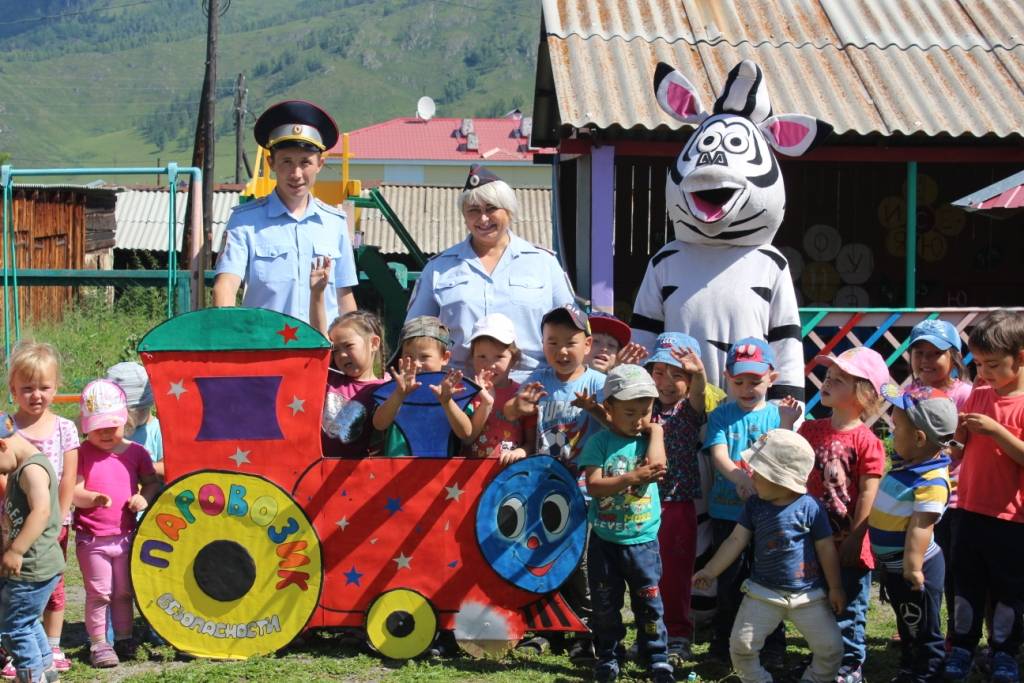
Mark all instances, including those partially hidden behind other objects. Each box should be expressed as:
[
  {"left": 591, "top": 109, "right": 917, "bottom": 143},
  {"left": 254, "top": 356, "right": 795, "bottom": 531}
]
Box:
[{"left": 416, "top": 96, "right": 436, "bottom": 122}]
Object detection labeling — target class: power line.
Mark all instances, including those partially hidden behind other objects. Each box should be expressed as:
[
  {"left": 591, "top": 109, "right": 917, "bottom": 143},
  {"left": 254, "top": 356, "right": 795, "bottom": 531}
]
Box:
[{"left": 0, "top": 0, "right": 164, "bottom": 26}]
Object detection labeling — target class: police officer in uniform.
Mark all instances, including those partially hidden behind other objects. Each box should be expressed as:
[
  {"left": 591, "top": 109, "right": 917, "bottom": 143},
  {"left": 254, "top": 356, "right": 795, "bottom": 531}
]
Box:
[
  {"left": 213, "top": 100, "right": 358, "bottom": 323},
  {"left": 406, "top": 164, "right": 574, "bottom": 381}
]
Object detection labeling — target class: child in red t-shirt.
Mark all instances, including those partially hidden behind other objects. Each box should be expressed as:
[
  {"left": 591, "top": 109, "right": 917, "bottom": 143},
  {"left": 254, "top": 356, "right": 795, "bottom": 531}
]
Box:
[
  {"left": 784, "top": 347, "right": 889, "bottom": 683},
  {"left": 945, "top": 310, "right": 1024, "bottom": 683}
]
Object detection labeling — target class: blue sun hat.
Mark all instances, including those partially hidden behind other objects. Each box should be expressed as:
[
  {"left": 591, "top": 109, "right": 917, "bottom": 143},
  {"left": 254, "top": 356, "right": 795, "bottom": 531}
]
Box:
[
  {"left": 0, "top": 412, "right": 17, "bottom": 439},
  {"left": 908, "top": 320, "right": 962, "bottom": 352},
  {"left": 645, "top": 332, "right": 702, "bottom": 369}
]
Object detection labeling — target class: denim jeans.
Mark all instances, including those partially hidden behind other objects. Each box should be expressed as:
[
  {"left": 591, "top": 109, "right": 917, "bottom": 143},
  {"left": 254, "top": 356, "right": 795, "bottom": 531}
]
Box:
[
  {"left": 880, "top": 553, "right": 945, "bottom": 683},
  {"left": 838, "top": 565, "right": 871, "bottom": 669},
  {"left": 0, "top": 574, "right": 60, "bottom": 681},
  {"left": 588, "top": 533, "right": 670, "bottom": 672}
]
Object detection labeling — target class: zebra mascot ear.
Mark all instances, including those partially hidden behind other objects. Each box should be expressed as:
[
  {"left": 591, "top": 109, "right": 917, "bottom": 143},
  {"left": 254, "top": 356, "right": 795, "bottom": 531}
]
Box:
[
  {"left": 759, "top": 114, "right": 834, "bottom": 157},
  {"left": 653, "top": 62, "right": 708, "bottom": 124}
]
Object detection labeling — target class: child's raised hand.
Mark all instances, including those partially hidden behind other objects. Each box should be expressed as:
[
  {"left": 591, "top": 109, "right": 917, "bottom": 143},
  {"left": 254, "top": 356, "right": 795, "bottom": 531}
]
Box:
[
  {"left": 777, "top": 396, "right": 803, "bottom": 429},
  {"left": 309, "top": 256, "right": 332, "bottom": 293},
  {"left": 960, "top": 412, "right": 1001, "bottom": 437},
  {"left": 514, "top": 382, "right": 548, "bottom": 414},
  {"left": 429, "top": 369, "right": 464, "bottom": 403},
  {"left": 692, "top": 568, "right": 714, "bottom": 590},
  {"left": 617, "top": 342, "right": 650, "bottom": 367},
  {"left": 828, "top": 586, "right": 847, "bottom": 615},
  {"left": 127, "top": 493, "right": 148, "bottom": 513},
  {"left": 389, "top": 357, "right": 422, "bottom": 396},
  {"left": 474, "top": 368, "right": 497, "bottom": 405},
  {"left": 732, "top": 470, "right": 756, "bottom": 500},
  {"left": 1, "top": 549, "right": 22, "bottom": 577},
  {"left": 669, "top": 346, "right": 704, "bottom": 375},
  {"left": 571, "top": 389, "right": 601, "bottom": 413}
]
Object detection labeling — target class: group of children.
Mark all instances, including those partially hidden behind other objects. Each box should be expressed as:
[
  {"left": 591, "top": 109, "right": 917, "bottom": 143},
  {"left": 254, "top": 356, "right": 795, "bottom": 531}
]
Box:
[
  {"left": 1, "top": 304, "right": 1023, "bottom": 683},
  {"left": 0, "top": 345, "right": 162, "bottom": 681}
]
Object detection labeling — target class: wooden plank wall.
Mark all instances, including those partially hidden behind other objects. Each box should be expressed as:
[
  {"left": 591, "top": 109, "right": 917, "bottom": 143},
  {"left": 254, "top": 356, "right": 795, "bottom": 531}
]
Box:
[{"left": 0, "top": 189, "right": 86, "bottom": 323}]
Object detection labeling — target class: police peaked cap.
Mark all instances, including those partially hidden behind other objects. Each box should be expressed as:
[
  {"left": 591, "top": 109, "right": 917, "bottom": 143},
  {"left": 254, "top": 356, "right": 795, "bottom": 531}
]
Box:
[{"left": 254, "top": 100, "right": 339, "bottom": 152}]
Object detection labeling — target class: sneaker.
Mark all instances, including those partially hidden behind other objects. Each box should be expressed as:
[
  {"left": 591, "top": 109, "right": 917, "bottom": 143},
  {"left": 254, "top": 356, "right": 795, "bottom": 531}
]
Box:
[
  {"left": 943, "top": 646, "right": 973, "bottom": 681},
  {"left": 838, "top": 665, "right": 865, "bottom": 683},
  {"left": 89, "top": 643, "right": 119, "bottom": 669},
  {"left": 515, "top": 636, "right": 550, "bottom": 656},
  {"left": 50, "top": 648, "right": 70, "bottom": 673},
  {"left": 113, "top": 638, "right": 138, "bottom": 661},
  {"left": 594, "top": 662, "right": 619, "bottom": 682},
  {"left": 567, "top": 638, "right": 596, "bottom": 666},
  {"left": 991, "top": 651, "right": 1020, "bottom": 683},
  {"left": 0, "top": 659, "right": 14, "bottom": 681},
  {"left": 667, "top": 637, "right": 692, "bottom": 665},
  {"left": 651, "top": 662, "right": 675, "bottom": 683}
]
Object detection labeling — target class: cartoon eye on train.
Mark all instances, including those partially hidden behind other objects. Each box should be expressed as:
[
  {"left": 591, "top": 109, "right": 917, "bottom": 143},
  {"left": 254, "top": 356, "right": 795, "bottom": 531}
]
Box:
[{"left": 130, "top": 308, "right": 588, "bottom": 660}]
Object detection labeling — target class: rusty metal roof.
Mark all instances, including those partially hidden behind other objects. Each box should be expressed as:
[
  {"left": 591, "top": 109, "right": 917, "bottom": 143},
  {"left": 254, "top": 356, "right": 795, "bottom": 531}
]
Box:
[
  {"left": 535, "top": 0, "right": 1024, "bottom": 140},
  {"left": 359, "top": 184, "right": 553, "bottom": 255}
]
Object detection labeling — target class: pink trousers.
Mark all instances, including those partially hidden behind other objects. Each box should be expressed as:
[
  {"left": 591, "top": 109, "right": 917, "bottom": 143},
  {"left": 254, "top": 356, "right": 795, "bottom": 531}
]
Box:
[
  {"left": 658, "top": 500, "right": 698, "bottom": 639},
  {"left": 75, "top": 534, "right": 134, "bottom": 640}
]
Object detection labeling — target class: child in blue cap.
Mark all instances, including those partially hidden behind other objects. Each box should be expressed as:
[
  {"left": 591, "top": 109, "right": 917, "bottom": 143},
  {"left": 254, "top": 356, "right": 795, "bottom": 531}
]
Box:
[{"left": 644, "top": 332, "right": 707, "bottom": 663}]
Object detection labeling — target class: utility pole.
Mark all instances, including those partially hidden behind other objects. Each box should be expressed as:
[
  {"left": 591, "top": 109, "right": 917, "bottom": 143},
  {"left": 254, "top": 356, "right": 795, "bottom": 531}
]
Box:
[
  {"left": 184, "top": 0, "right": 219, "bottom": 307},
  {"left": 234, "top": 73, "right": 247, "bottom": 183}
]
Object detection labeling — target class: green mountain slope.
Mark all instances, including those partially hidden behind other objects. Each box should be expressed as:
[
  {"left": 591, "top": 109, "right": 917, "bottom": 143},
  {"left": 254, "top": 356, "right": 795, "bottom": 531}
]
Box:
[{"left": 0, "top": 0, "right": 539, "bottom": 182}]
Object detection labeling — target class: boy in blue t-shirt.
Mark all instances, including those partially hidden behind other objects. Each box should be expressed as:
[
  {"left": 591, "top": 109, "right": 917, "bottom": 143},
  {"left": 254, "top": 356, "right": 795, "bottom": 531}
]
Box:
[
  {"left": 702, "top": 337, "right": 784, "bottom": 661},
  {"left": 695, "top": 430, "right": 844, "bottom": 683},
  {"left": 580, "top": 364, "right": 672, "bottom": 683},
  {"left": 505, "top": 303, "right": 605, "bottom": 663}
]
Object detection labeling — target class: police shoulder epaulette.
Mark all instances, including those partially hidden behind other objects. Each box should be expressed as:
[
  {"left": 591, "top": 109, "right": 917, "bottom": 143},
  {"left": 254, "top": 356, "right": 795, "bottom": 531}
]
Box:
[
  {"left": 314, "top": 198, "right": 344, "bottom": 217},
  {"left": 230, "top": 196, "right": 269, "bottom": 213},
  {"left": 530, "top": 242, "right": 556, "bottom": 256}
]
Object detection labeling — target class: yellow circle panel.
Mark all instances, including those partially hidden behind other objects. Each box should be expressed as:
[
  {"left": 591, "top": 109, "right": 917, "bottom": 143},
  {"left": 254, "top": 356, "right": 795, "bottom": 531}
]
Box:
[
  {"left": 131, "top": 472, "right": 322, "bottom": 659},
  {"left": 365, "top": 589, "right": 437, "bottom": 660}
]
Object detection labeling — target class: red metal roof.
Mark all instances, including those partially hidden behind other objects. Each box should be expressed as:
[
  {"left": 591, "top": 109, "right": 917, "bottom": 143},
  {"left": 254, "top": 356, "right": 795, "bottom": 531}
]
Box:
[
  {"left": 953, "top": 169, "right": 1024, "bottom": 213},
  {"left": 327, "top": 117, "right": 555, "bottom": 161}
]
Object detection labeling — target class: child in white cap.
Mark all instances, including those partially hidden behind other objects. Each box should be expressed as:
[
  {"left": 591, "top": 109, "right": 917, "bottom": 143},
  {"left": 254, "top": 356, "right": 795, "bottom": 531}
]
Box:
[
  {"left": 73, "top": 380, "right": 162, "bottom": 668},
  {"left": 694, "top": 429, "right": 845, "bottom": 683}
]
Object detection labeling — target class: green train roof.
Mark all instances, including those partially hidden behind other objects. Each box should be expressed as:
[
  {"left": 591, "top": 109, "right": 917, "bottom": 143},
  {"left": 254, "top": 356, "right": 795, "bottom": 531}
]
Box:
[{"left": 138, "top": 308, "right": 331, "bottom": 352}]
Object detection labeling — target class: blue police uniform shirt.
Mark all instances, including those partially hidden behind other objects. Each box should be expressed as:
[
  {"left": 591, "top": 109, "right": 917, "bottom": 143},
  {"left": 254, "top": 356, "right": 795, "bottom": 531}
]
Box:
[
  {"left": 215, "top": 190, "right": 359, "bottom": 323},
  {"left": 405, "top": 232, "right": 574, "bottom": 380}
]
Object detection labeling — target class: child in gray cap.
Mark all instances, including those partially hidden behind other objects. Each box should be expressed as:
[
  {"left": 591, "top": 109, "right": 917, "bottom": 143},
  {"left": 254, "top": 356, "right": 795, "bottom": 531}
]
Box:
[{"left": 106, "top": 362, "right": 163, "bottom": 478}]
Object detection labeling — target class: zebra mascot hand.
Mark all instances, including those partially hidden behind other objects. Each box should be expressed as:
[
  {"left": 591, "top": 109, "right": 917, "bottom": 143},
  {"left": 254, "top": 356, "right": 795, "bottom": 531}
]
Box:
[{"left": 631, "top": 60, "right": 832, "bottom": 402}]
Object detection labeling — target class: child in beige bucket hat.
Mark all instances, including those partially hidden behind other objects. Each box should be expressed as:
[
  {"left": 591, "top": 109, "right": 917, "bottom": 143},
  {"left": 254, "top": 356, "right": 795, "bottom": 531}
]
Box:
[{"left": 694, "top": 429, "right": 846, "bottom": 683}]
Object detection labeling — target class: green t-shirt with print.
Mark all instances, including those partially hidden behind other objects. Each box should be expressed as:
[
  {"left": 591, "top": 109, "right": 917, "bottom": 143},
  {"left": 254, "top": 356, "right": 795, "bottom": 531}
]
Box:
[{"left": 578, "top": 429, "right": 662, "bottom": 545}]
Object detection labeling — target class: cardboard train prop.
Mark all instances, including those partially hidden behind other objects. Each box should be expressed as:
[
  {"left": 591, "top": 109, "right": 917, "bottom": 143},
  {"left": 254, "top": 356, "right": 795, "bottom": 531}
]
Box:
[{"left": 129, "top": 308, "right": 587, "bottom": 660}]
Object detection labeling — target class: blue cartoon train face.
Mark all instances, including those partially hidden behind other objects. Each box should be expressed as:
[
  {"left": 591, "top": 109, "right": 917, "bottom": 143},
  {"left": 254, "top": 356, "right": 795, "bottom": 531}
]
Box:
[{"left": 475, "top": 457, "right": 586, "bottom": 594}]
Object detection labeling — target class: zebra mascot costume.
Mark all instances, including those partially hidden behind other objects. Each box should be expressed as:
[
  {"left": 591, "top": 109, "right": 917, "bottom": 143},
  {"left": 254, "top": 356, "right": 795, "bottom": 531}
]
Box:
[{"left": 632, "top": 60, "right": 832, "bottom": 401}]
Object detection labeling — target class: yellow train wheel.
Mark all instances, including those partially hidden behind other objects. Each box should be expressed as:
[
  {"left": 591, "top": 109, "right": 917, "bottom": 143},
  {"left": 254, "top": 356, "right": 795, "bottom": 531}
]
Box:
[
  {"left": 131, "top": 471, "right": 322, "bottom": 659},
  {"left": 365, "top": 589, "right": 438, "bottom": 660}
]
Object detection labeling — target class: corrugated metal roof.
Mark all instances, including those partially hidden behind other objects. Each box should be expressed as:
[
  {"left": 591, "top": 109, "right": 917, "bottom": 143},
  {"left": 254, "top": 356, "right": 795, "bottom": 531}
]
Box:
[
  {"left": 538, "top": 0, "right": 1024, "bottom": 139},
  {"left": 114, "top": 189, "right": 239, "bottom": 252},
  {"left": 359, "top": 184, "right": 553, "bottom": 255}
]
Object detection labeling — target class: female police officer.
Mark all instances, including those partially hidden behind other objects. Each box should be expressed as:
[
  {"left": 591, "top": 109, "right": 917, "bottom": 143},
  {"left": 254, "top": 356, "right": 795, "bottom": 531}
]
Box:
[
  {"left": 213, "top": 100, "right": 358, "bottom": 322},
  {"left": 405, "top": 164, "right": 574, "bottom": 380}
]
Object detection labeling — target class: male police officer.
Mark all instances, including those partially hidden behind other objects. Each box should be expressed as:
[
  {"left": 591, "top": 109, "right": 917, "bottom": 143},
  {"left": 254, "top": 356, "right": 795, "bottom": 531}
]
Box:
[{"left": 213, "top": 100, "right": 358, "bottom": 322}]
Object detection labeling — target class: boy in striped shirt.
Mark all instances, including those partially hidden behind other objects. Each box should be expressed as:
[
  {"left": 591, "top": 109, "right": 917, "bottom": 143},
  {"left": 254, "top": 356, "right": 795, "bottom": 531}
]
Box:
[{"left": 868, "top": 384, "right": 959, "bottom": 683}]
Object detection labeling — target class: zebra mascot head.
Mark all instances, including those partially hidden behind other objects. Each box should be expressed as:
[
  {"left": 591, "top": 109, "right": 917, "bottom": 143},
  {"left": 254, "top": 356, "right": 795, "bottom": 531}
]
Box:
[{"left": 654, "top": 60, "right": 832, "bottom": 247}]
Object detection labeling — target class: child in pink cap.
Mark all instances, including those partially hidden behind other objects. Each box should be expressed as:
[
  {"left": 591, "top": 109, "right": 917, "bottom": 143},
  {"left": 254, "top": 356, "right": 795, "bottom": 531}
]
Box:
[
  {"left": 73, "top": 379, "right": 161, "bottom": 668},
  {"left": 782, "top": 347, "right": 889, "bottom": 683}
]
